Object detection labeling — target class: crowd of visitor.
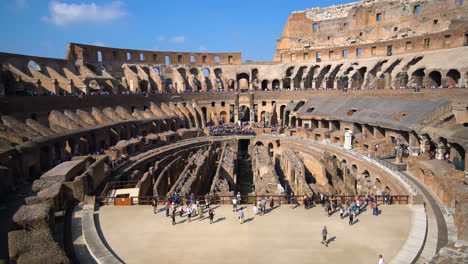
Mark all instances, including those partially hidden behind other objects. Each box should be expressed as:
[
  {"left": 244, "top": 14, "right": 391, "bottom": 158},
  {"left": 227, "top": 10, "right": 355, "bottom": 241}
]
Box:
[{"left": 209, "top": 124, "right": 254, "bottom": 136}]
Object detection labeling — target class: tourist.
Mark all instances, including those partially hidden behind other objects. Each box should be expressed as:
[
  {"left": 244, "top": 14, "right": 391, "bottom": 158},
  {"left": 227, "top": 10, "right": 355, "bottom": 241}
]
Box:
[
  {"left": 236, "top": 192, "right": 241, "bottom": 206},
  {"left": 165, "top": 201, "right": 170, "bottom": 217},
  {"left": 198, "top": 203, "right": 204, "bottom": 220},
  {"left": 187, "top": 205, "right": 192, "bottom": 223},
  {"left": 378, "top": 254, "right": 385, "bottom": 264},
  {"left": 238, "top": 207, "right": 245, "bottom": 224},
  {"left": 319, "top": 193, "right": 324, "bottom": 205},
  {"left": 269, "top": 196, "right": 274, "bottom": 209},
  {"left": 350, "top": 203, "right": 356, "bottom": 218},
  {"left": 289, "top": 192, "right": 295, "bottom": 209},
  {"left": 327, "top": 203, "right": 332, "bottom": 216},
  {"left": 171, "top": 208, "right": 176, "bottom": 225},
  {"left": 205, "top": 194, "right": 211, "bottom": 209},
  {"left": 192, "top": 202, "right": 198, "bottom": 217},
  {"left": 356, "top": 199, "right": 361, "bottom": 215},
  {"left": 152, "top": 197, "right": 158, "bottom": 214},
  {"left": 385, "top": 193, "right": 391, "bottom": 206},
  {"left": 232, "top": 197, "right": 238, "bottom": 212},
  {"left": 173, "top": 192, "right": 179, "bottom": 205},
  {"left": 261, "top": 198, "right": 267, "bottom": 214},
  {"left": 349, "top": 210, "right": 354, "bottom": 225},
  {"left": 209, "top": 208, "right": 215, "bottom": 224},
  {"left": 339, "top": 206, "right": 344, "bottom": 219},
  {"left": 253, "top": 204, "right": 258, "bottom": 215},
  {"left": 179, "top": 204, "right": 184, "bottom": 217},
  {"left": 303, "top": 195, "right": 308, "bottom": 209},
  {"left": 324, "top": 203, "right": 329, "bottom": 216},
  {"left": 372, "top": 201, "right": 379, "bottom": 216},
  {"left": 321, "top": 226, "right": 328, "bottom": 247}
]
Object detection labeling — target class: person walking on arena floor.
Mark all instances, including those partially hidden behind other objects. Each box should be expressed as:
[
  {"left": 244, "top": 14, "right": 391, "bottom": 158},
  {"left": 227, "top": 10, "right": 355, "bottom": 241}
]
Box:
[
  {"left": 171, "top": 208, "right": 176, "bottom": 225},
  {"left": 238, "top": 207, "right": 245, "bottom": 224},
  {"left": 209, "top": 208, "right": 215, "bottom": 224},
  {"left": 378, "top": 254, "right": 385, "bottom": 264},
  {"left": 321, "top": 226, "right": 328, "bottom": 247},
  {"left": 232, "top": 197, "right": 238, "bottom": 212}
]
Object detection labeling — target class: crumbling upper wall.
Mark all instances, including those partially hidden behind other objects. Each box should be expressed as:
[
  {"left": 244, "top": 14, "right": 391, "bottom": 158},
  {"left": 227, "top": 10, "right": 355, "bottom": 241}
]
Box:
[{"left": 275, "top": 0, "right": 467, "bottom": 61}]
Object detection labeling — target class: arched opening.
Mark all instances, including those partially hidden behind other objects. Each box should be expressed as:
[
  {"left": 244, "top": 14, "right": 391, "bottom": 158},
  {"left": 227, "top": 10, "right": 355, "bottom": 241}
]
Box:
[
  {"left": 268, "top": 143, "right": 274, "bottom": 157},
  {"left": 238, "top": 106, "right": 250, "bottom": 123},
  {"left": 261, "top": 80, "right": 269, "bottom": 90},
  {"left": 164, "top": 78, "right": 173, "bottom": 92},
  {"left": 255, "top": 141, "right": 264, "bottom": 147},
  {"left": 260, "top": 111, "right": 266, "bottom": 123},
  {"left": 285, "top": 110, "right": 291, "bottom": 126},
  {"left": 290, "top": 116, "right": 297, "bottom": 127},
  {"left": 201, "top": 107, "right": 207, "bottom": 124},
  {"left": 251, "top": 69, "right": 259, "bottom": 90},
  {"left": 280, "top": 105, "right": 286, "bottom": 121},
  {"left": 139, "top": 80, "right": 149, "bottom": 93},
  {"left": 237, "top": 73, "right": 249, "bottom": 91},
  {"left": 446, "top": 69, "right": 460, "bottom": 87},
  {"left": 219, "top": 111, "right": 227, "bottom": 124},
  {"left": 27, "top": 60, "right": 41, "bottom": 72},
  {"left": 153, "top": 67, "right": 160, "bottom": 75},
  {"left": 294, "top": 101, "right": 305, "bottom": 111},
  {"left": 451, "top": 143, "right": 465, "bottom": 171},
  {"left": 202, "top": 68, "right": 210, "bottom": 77},
  {"left": 351, "top": 164, "right": 358, "bottom": 175},
  {"left": 272, "top": 79, "right": 280, "bottom": 90},
  {"left": 411, "top": 68, "right": 425, "bottom": 86},
  {"left": 428, "top": 71, "right": 442, "bottom": 87}
]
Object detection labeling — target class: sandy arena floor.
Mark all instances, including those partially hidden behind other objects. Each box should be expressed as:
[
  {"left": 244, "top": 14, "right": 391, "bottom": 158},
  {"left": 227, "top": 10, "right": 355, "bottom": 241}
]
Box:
[{"left": 97, "top": 204, "right": 413, "bottom": 264}]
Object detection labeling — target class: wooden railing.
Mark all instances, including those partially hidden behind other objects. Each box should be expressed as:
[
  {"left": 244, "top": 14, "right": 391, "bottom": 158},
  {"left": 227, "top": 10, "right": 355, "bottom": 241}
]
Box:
[{"left": 99, "top": 194, "right": 409, "bottom": 206}]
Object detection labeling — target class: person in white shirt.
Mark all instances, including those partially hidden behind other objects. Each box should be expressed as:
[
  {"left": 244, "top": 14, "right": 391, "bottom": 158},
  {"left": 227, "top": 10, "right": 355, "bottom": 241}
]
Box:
[
  {"left": 232, "top": 198, "right": 238, "bottom": 212},
  {"left": 378, "top": 254, "right": 385, "bottom": 264}
]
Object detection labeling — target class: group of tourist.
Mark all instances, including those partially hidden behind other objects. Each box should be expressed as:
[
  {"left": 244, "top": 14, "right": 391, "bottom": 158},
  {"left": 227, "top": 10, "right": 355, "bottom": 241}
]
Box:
[
  {"left": 209, "top": 125, "right": 254, "bottom": 136},
  {"left": 151, "top": 191, "right": 389, "bottom": 263},
  {"left": 154, "top": 193, "right": 216, "bottom": 225}
]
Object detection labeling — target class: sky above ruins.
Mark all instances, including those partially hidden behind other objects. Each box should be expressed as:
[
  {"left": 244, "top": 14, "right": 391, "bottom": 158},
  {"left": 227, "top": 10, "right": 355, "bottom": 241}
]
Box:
[{"left": 0, "top": 0, "right": 356, "bottom": 62}]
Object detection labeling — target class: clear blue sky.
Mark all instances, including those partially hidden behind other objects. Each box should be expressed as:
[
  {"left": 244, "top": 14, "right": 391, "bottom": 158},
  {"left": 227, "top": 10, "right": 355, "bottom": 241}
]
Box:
[{"left": 0, "top": 0, "right": 355, "bottom": 62}]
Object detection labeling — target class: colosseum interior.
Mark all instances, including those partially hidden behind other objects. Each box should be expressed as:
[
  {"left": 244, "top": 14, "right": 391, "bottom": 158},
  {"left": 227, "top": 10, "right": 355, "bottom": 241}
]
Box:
[{"left": 0, "top": 0, "right": 467, "bottom": 263}]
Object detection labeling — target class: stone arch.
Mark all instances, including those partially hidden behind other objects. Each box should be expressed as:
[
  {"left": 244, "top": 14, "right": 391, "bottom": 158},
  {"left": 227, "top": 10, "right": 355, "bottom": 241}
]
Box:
[
  {"left": 219, "top": 111, "right": 228, "bottom": 124},
  {"left": 227, "top": 79, "right": 235, "bottom": 89},
  {"left": 237, "top": 73, "right": 249, "bottom": 90},
  {"left": 450, "top": 143, "right": 466, "bottom": 171},
  {"left": 261, "top": 80, "right": 269, "bottom": 90},
  {"left": 446, "top": 69, "right": 460, "bottom": 87},
  {"left": 427, "top": 71, "right": 442, "bottom": 87},
  {"left": 164, "top": 78, "right": 173, "bottom": 92},
  {"left": 280, "top": 105, "right": 286, "bottom": 121},
  {"left": 411, "top": 68, "right": 425, "bottom": 86},
  {"left": 272, "top": 79, "right": 280, "bottom": 90}
]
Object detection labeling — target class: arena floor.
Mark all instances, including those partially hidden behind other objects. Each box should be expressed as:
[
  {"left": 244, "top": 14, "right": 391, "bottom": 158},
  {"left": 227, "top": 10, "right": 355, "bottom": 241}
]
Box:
[{"left": 97, "top": 204, "right": 413, "bottom": 264}]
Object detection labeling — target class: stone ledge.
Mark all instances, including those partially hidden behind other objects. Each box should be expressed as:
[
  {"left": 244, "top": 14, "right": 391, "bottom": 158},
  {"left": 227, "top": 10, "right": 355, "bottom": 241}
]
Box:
[
  {"left": 390, "top": 205, "right": 427, "bottom": 264},
  {"left": 81, "top": 201, "right": 123, "bottom": 264}
]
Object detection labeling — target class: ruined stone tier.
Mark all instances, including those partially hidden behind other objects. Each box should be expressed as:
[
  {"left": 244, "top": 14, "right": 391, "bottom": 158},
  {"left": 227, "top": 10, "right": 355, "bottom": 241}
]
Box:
[
  {"left": 67, "top": 42, "right": 242, "bottom": 66},
  {"left": 274, "top": 0, "right": 468, "bottom": 62}
]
